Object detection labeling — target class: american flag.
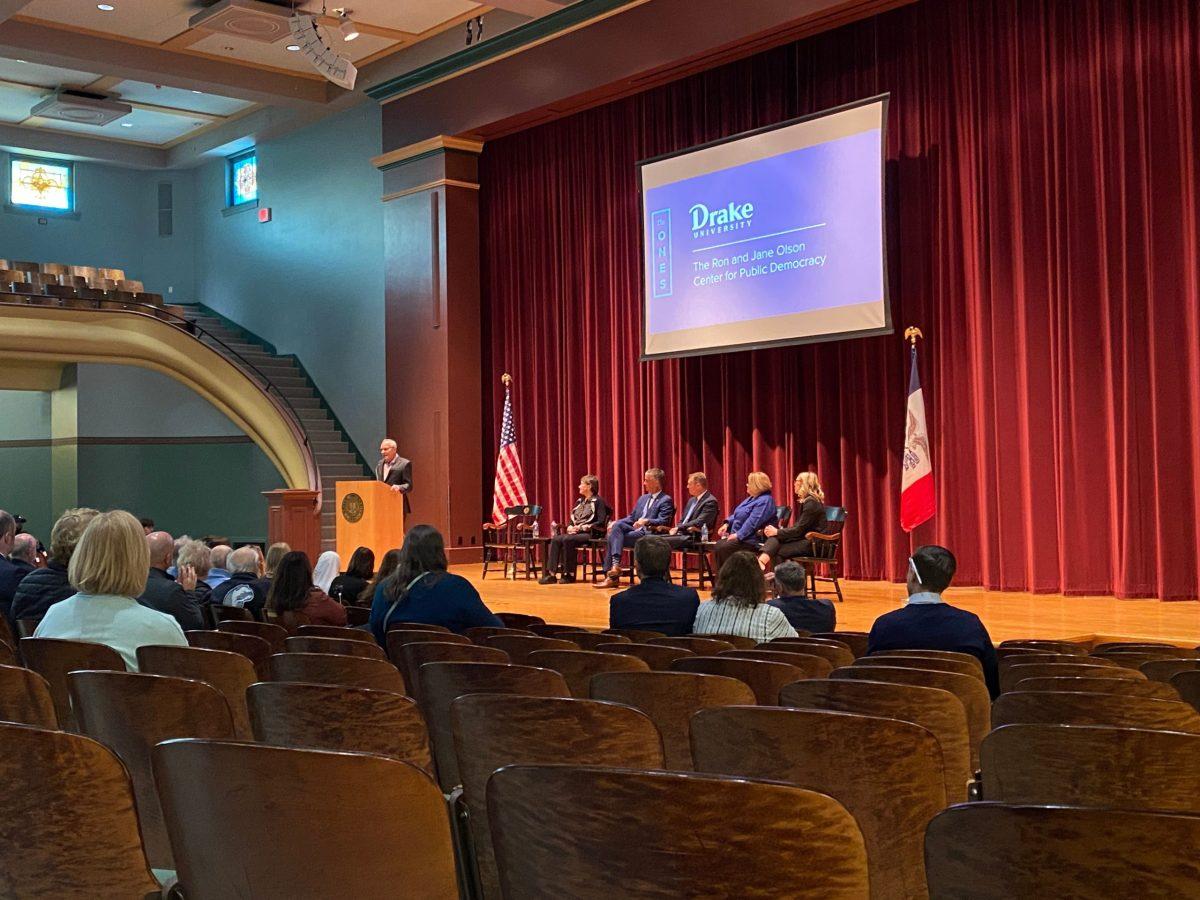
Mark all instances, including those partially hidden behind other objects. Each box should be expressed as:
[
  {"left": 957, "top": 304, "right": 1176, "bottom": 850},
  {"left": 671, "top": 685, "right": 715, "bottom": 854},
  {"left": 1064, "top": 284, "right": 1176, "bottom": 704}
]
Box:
[{"left": 491, "top": 379, "right": 528, "bottom": 525}]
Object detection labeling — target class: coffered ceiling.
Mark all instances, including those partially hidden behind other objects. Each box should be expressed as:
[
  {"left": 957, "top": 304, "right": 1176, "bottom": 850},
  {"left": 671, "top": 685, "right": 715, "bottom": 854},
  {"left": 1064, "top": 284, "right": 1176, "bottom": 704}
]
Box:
[{"left": 0, "top": 0, "right": 577, "bottom": 159}]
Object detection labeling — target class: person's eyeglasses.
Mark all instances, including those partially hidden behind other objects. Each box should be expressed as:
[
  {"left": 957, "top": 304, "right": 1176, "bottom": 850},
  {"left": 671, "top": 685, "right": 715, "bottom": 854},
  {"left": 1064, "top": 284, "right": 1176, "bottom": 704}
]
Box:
[{"left": 908, "top": 556, "right": 923, "bottom": 585}]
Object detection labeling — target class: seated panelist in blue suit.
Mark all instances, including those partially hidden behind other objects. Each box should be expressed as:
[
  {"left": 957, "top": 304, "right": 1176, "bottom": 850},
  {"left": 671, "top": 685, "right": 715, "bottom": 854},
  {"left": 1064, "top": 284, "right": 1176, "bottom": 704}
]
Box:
[
  {"left": 594, "top": 467, "right": 675, "bottom": 590},
  {"left": 710, "top": 471, "right": 777, "bottom": 571}
]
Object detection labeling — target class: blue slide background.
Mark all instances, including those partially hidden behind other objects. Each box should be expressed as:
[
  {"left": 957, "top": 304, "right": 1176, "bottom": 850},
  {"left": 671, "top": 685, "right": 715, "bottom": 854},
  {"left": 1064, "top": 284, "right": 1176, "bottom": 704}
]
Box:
[{"left": 644, "top": 128, "right": 883, "bottom": 336}]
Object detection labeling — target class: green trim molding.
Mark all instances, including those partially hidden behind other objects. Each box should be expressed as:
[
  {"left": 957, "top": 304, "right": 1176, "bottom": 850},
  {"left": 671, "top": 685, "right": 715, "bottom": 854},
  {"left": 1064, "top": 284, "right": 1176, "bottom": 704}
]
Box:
[{"left": 366, "top": 0, "right": 638, "bottom": 102}]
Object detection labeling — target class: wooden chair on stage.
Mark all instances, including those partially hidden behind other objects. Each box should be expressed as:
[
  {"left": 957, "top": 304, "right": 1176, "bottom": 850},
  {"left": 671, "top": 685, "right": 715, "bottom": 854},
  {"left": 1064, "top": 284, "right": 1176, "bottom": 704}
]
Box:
[
  {"left": 482, "top": 504, "right": 542, "bottom": 580},
  {"left": 792, "top": 506, "right": 848, "bottom": 603}
]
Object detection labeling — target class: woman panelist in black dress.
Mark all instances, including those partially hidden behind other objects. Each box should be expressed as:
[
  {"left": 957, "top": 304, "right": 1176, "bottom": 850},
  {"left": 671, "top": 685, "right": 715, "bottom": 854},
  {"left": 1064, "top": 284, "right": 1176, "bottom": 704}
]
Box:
[
  {"left": 758, "top": 472, "right": 827, "bottom": 571},
  {"left": 540, "top": 475, "right": 606, "bottom": 584}
]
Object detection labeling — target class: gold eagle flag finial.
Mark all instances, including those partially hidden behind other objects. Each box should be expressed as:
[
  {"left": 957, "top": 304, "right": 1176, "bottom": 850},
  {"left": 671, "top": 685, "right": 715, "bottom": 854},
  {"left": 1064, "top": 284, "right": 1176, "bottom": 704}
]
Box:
[{"left": 904, "top": 326, "right": 924, "bottom": 347}]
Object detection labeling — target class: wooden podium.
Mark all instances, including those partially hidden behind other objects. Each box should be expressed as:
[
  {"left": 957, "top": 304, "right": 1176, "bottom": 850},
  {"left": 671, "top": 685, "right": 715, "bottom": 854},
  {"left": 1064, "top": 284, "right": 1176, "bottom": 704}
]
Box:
[{"left": 335, "top": 480, "right": 407, "bottom": 563}]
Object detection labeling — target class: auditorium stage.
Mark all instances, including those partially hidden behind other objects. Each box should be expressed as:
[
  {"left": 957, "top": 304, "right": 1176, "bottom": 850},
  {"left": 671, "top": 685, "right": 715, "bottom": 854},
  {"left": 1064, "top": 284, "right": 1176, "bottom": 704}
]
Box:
[{"left": 454, "top": 567, "right": 1200, "bottom": 647}]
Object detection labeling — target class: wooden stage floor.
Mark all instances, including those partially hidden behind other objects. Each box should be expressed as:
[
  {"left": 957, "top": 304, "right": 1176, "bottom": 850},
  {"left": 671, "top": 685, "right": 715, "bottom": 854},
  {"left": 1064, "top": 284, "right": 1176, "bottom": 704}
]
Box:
[{"left": 455, "top": 566, "right": 1200, "bottom": 646}]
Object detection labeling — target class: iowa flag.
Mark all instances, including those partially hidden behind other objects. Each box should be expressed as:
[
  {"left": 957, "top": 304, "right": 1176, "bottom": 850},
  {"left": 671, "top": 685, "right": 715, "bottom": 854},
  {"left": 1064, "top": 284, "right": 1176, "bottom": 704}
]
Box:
[{"left": 900, "top": 342, "right": 935, "bottom": 531}]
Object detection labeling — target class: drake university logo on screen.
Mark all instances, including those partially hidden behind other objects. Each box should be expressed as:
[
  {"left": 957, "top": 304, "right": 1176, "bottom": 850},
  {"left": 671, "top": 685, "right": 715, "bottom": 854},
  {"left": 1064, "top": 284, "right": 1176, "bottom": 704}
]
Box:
[{"left": 688, "top": 200, "right": 755, "bottom": 237}]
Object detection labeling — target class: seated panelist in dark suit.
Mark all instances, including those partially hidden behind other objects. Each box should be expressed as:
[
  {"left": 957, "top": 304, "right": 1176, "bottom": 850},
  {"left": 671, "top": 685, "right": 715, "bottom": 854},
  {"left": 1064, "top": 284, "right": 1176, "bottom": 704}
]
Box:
[
  {"left": 376, "top": 437, "right": 412, "bottom": 514},
  {"left": 595, "top": 468, "right": 675, "bottom": 590},
  {"left": 710, "top": 471, "right": 777, "bottom": 571},
  {"left": 609, "top": 536, "right": 699, "bottom": 637},
  {"left": 661, "top": 472, "right": 719, "bottom": 549},
  {"left": 759, "top": 472, "right": 827, "bottom": 570},
  {"left": 540, "top": 474, "right": 606, "bottom": 585}
]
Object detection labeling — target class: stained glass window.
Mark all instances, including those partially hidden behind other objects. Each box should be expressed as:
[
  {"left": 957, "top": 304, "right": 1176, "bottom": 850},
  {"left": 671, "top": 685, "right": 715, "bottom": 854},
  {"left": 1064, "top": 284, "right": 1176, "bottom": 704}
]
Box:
[
  {"left": 227, "top": 149, "right": 257, "bottom": 207},
  {"left": 10, "top": 157, "right": 73, "bottom": 211}
]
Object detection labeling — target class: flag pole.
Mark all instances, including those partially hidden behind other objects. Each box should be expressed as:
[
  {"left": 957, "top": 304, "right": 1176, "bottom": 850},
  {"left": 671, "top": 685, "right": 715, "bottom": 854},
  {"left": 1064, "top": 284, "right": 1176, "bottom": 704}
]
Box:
[{"left": 903, "top": 327, "right": 923, "bottom": 564}]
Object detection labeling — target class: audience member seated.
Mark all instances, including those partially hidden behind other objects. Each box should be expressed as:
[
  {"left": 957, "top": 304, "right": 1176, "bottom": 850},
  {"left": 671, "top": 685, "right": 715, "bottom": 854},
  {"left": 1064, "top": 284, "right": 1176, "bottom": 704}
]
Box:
[
  {"left": 139, "top": 517, "right": 155, "bottom": 535},
  {"left": 759, "top": 472, "right": 827, "bottom": 571},
  {"left": 206, "top": 544, "right": 233, "bottom": 590},
  {"left": 211, "top": 546, "right": 268, "bottom": 618},
  {"left": 661, "top": 472, "right": 719, "bottom": 550},
  {"left": 359, "top": 548, "right": 400, "bottom": 607},
  {"left": 693, "top": 550, "right": 798, "bottom": 642},
  {"left": 313, "top": 550, "right": 341, "bottom": 595},
  {"left": 165, "top": 534, "right": 190, "bottom": 577},
  {"left": 609, "top": 536, "right": 699, "bottom": 636},
  {"left": 595, "top": 468, "right": 676, "bottom": 589},
  {"left": 710, "top": 472, "right": 778, "bottom": 570},
  {"left": 12, "top": 507, "right": 98, "bottom": 626},
  {"left": 369, "top": 525, "right": 502, "bottom": 642},
  {"left": 268, "top": 551, "right": 347, "bottom": 627},
  {"left": 138, "top": 531, "right": 205, "bottom": 631},
  {"left": 767, "top": 561, "right": 835, "bottom": 633},
  {"left": 0, "top": 515, "right": 38, "bottom": 622},
  {"left": 34, "top": 510, "right": 188, "bottom": 669},
  {"left": 867, "top": 545, "right": 999, "bottom": 697},
  {"left": 330, "top": 546, "right": 374, "bottom": 605},
  {"left": 263, "top": 542, "right": 290, "bottom": 582},
  {"left": 540, "top": 474, "right": 606, "bottom": 584},
  {"left": 178, "top": 540, "right": 214, "bottom": 606}
]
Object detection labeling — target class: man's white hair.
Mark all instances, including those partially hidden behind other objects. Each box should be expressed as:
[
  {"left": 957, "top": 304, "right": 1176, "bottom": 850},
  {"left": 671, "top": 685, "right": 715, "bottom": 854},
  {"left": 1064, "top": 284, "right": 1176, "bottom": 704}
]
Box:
[{"left": 380, "top": 438, "right": 397, "bottom": 450}]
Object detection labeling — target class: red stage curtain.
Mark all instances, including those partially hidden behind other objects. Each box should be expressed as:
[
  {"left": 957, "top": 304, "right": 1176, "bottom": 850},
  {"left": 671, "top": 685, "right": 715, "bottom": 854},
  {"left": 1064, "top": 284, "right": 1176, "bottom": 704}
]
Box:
[{"left": 480, "top": 0, "right": 1200, "bottom": 599}]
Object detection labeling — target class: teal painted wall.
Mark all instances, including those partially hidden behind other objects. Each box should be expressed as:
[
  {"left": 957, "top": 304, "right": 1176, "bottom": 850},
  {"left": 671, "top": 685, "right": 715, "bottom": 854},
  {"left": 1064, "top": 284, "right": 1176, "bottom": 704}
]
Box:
[
  {"left": 0, "top": 154, "right": 196, "bottom": 299},
  {"left": 194, "top": 102, "right": 385, "bottom": 457},
  {"left": 0, "top": 390, "right": 52, "bottom": 539}
]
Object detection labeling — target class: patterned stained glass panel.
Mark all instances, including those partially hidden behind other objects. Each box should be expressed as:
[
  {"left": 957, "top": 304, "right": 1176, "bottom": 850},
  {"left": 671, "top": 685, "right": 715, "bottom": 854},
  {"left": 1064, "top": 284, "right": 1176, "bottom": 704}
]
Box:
[
  {"left": 10, "top": 158, "right": 72, "bottom": 211},
  {"left": 229, "top": 150, "right": 257, "bottom": 206}
]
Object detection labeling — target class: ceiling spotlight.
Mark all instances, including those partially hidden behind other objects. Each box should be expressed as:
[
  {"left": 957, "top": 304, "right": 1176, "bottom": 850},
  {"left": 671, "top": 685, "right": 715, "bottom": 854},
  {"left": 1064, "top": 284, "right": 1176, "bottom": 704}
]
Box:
[
  {"left": 97, "top": 3, "right": 115, "bottom": 9},
  {"left": 338, "top": 13, "right": 359, "bottom": 42},
  {"left": 191, "top": 90, "right": 202, "bottom": 94},
  {"left": 286, "top": 43, "right": 300, "bottom": 51},
  {"left": 120, "top": 122, "right": 132, "bottom": 127}
]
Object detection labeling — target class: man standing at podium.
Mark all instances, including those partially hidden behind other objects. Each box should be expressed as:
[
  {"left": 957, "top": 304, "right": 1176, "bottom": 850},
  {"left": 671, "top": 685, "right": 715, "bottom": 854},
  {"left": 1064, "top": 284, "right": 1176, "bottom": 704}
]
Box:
[{"left": 376, "top": 438, "right": 412, "bottom": 514}]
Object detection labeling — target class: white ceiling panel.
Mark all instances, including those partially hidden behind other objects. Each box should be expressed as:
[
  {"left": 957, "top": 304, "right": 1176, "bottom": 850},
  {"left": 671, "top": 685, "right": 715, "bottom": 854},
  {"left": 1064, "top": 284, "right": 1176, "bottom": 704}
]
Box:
[
  {"left": 21, "top": 0, "right": 196, "bottom": 44},
  {"left": 26, "top": 105, "right": 207, "bottom": 145},
  {"left": 0, "top": 83, "right": 41, "bottom": 123},
  {"left": 112, "top": 80, "right": 254, "bottom": 117},
  {"left": 0, "top": 59, "right": 103, "bottom": 89}
]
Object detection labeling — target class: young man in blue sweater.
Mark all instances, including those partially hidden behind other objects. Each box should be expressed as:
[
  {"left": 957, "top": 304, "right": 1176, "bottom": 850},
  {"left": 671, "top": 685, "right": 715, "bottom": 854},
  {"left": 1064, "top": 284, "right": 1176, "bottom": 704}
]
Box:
[{"left": 867, "top": 545, "right": 999, "bottom": 697}]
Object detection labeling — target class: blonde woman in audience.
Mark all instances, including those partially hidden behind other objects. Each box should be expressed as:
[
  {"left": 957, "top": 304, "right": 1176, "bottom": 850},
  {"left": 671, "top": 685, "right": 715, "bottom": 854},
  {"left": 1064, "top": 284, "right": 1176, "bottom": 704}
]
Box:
[
  {"left": 693, "top": 550, "right": 798, "bottom": 642},
  {"left": 263, "top": 542, "right": 291, "bottom": 580},
  {"left": 34, "top": 509, "right": 188, "bottom": 669},
  {"left": 759, "top": 471, "right": 827, "bottom": 571}
]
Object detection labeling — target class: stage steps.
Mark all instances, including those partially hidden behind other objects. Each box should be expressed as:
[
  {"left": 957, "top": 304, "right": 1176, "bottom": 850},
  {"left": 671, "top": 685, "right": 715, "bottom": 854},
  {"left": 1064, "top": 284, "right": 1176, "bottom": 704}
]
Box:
[{"left": 179, "top": 304, "right": 371, "bottom": 550}]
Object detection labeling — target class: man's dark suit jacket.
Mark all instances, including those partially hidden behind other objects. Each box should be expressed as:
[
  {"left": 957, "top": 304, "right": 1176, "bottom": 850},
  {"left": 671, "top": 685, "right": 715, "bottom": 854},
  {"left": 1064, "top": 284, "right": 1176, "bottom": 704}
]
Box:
[
  {"left": 138, "top": 567, "right": 205, "bottom": 631},
  {"left": 376, "top": 456, "right": 413, "bottom": 514},
  {"left": 0, "top": 556, "right": 36, "bottom": 623},
  {"left": 867, "top": 601, "right": 1000, "bottom": 697},
  {"left": 609, "top": 576, "right": 700, "bottom": 637},
  {"left": 675, "top": 492, "right": 719, "bottom": 535}
]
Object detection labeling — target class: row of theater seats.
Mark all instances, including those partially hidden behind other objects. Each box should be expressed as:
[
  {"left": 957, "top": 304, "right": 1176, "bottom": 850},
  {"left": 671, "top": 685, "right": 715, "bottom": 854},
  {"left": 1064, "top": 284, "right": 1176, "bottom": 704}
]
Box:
[
  {"left": 0, "top": 257, "right": 189, "bottom": 322},
  {"left": 1, "top": 616, "right": 1198, "bottom": 897}
]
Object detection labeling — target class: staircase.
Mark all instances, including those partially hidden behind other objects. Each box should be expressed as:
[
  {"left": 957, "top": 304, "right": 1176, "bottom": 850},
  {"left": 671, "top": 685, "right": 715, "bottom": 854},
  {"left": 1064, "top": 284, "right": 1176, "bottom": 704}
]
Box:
[{"left": 179, "top": 304, "right": 371, "bottom": 549}]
